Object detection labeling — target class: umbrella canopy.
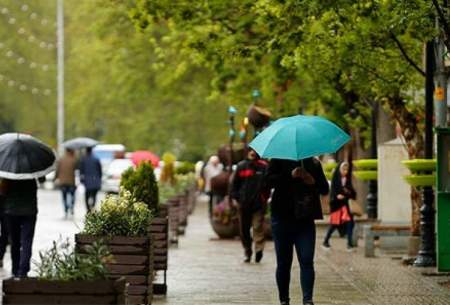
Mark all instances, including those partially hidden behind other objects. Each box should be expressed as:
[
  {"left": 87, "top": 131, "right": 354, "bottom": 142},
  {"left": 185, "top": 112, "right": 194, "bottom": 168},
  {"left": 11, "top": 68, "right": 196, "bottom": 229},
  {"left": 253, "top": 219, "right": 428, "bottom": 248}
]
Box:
[
  {"left": 62, "top": 137, "right": 98, "bottom": 150},
  {"left": 0, "top": 133, "right": 56, "bottom": 180},
  {"left": 249, "top": 115, "right": 351, "bottom": 160},
  {"left": 131, "top": 150, "right": 160, "bottom": 167}
]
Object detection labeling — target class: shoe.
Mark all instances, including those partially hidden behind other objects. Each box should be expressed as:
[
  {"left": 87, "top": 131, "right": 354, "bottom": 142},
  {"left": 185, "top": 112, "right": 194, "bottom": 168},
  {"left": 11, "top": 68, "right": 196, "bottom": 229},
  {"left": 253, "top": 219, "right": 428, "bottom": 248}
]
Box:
[
  {"left": 243, "top": 255, "right": 251, "bottom": 263},
  {"left": 0, "top": 260, "right": 3, "bottom": 268},
  {"left": 322, "top": 241, "right": 331, "bottom": 250},
  {"left": 280, "top": 302, "right": 290, "bottom": 305},
  {"left": 303, "top": 301, "right": 314, "bottom": 305},
  {"left": 255, "top": 251, "right": 263, "bottom": 263},
  {"left": 347, "top": 244, "right": 354, "bottom": 252}
]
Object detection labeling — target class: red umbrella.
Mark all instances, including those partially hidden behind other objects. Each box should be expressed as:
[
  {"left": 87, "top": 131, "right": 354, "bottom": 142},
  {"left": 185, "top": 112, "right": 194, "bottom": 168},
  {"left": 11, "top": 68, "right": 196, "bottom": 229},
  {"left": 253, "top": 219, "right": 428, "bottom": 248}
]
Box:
[{"left": 130, "top": 151, "right": 160, "bottom": 167}]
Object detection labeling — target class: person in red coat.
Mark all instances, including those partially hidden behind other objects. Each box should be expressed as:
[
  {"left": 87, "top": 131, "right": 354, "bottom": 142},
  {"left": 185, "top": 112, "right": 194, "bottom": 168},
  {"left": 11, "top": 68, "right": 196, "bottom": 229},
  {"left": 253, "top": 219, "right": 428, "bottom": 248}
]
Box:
[{"left": 322, "top": 161, "right": 356, "bottom": 250}]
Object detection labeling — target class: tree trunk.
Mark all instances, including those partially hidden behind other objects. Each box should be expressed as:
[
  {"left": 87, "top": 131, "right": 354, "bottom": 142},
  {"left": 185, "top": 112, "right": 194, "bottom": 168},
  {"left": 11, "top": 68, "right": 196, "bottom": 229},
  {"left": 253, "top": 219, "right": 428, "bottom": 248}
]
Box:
[{"left": 383, "top": 94, "right": 424, "bottom": 236}]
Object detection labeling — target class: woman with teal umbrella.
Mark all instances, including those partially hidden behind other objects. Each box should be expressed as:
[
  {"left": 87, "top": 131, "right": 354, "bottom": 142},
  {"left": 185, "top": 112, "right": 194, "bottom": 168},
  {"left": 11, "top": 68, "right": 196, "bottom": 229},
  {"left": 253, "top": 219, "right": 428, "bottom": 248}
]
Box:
[{"left": 252, "top": 115, "right": 350, "bottom": 305}]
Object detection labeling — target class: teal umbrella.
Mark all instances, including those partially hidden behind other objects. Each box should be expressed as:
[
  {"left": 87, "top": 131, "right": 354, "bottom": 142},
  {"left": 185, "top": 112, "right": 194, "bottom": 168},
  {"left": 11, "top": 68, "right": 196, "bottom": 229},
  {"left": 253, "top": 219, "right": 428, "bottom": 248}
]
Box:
[{"left": 249, "top": 115, "right": 351, "bottom": 160}]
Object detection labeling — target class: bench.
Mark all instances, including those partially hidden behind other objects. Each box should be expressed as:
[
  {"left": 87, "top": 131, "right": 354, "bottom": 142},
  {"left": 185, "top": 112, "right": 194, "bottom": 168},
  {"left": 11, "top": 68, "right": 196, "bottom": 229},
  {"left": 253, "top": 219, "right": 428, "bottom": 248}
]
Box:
[
  {"left": 363, "top": 224, "right": 410, "bottom": 257},
  {"left": 352, "top": 218, "right": 379, "bottom": 246}
]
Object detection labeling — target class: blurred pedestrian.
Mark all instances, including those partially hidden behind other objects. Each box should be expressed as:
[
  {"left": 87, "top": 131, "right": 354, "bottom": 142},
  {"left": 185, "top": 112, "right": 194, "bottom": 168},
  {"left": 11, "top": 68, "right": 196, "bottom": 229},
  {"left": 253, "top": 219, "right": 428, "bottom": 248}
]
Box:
[
  {"left": 266, "top": 158, "right": 329, "bottom": 305},
  {"left": 231, "top": 149, "right": 268, "bottom": 263},
  {"left": 55, "top": 148, "right": 77, "bottom": 218},
  {"left": 78, "top": 147, "right": 102, "bottom": 212},
  {"left": 323, "top": 162, "right": 356, "bottom": 250},
  {"left": 0, "top": 179, "right": 9, "bottom": 268},
  {"left": 203, "top": 155, "right": 223, "bottom": 216},
  {"left": 1, "top": 179, "right": 38, "bottom": 278}
]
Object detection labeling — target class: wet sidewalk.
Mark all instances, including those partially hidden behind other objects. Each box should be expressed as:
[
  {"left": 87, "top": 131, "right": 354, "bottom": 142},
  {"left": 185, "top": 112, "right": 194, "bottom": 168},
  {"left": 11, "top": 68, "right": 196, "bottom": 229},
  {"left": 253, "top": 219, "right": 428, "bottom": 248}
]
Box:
[{"left": 154, "top": 197, "right": 450, "bottom": 305}]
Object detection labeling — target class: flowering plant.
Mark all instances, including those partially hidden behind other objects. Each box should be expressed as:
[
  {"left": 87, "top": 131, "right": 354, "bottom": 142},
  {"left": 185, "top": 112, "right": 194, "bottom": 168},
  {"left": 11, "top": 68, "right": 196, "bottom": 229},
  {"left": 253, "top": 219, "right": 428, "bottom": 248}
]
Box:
[
  {"left": 212, "top": 197, "right": 238, "bottom": 225},
  {"left": 83, "top": 189, "right": 153, "bottom": 237}
]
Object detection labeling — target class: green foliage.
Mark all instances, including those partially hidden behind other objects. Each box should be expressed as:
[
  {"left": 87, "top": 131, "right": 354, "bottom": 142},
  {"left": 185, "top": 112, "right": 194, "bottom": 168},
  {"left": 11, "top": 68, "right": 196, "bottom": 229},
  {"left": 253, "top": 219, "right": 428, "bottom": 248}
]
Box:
[
  {"left": 84, "top": 190, "right": 153, "bottom": 237},
  {"left": 120, "top": 162, "right": 159, "bottom": 212},
  {"left": 35, "top": 239, "right": 111, "bottom": 281},
  {"left": 175, "top": 161, "right": 195, "bottom": 175}
]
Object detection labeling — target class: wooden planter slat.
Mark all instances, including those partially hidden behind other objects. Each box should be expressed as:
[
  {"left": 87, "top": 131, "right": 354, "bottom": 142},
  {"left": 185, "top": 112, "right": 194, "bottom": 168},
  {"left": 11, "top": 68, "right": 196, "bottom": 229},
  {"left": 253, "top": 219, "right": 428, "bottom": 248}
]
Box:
[
  {"left": 76, "top": 235, "right": 148, "bottom": 246},
  {"left": 153, "top": 248, "right": 167, "bottom": 255},
  {"left": 127, "top": 285, "right": 150, "bottom": 295},
  {"left": 4, "top": 295, "right": 117, "bottom": 304},
  {"left": 109, "top": 255, "right": 149, "bottom": 265},
  {"left": 151, "top": 218, "right": 167, "bottom": 225},
  {"left": 153, "top": 240, "right": 168, "bottom": 248},
  {"left": 3, "top": 278, "right": 125, "bottom": 305},
  {"left": 77, "top": 245, "right": 148, "bottom": 255},
  {"left": 153, "top": 256, "right": 167, "bottom": 263},
  {"left": 106, "top": 264, "right": 149, "bottom": 275},
  {"left": 108, "top": 275, "right": 149, "bottom": 285},
  {"left": 127, "top": 295, "right": 146, "bottom": 305},
  {"left": 151, "top": 233, "right": 167, "bottom": 240},
  {"left": 154, "top": 263, "right": 167, "bottom": 270}
]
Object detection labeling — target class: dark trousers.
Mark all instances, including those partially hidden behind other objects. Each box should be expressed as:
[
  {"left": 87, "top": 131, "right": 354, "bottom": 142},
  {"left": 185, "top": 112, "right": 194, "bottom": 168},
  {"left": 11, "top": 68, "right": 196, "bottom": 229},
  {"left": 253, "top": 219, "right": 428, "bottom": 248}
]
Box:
[
  {"left": 61, "top": 185, "right": 76, "bottom": 214},
  {"left": 324, "top": 221, "right": 354, "bottom": 247},
  {"left": 238, "top": 207, "right": 265, "bottom": 257},
  {"left": 85, "top": 189, "right": 98, "bottom": 212},
  {"left": 0, "top": 214, "right": 9, "bottom": 261},
  {"left": 272, "top": 218, "right": 316, "bottom": 304},
  {"left": 6, "top": 215, "right": 37, "bottom": 277}
]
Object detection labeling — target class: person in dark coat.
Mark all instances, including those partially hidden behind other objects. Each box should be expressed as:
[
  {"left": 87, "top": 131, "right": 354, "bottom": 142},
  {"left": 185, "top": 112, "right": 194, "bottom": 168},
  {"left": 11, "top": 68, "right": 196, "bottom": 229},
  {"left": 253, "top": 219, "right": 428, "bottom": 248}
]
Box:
[
  {"left": 0, "top": 179, "right": 9, "bottom": 268},
  {"left": 1, "top": 179, "right": 38, "bottom": 277},
  {"left": 231, "top": 149, "right": 269, "bottom": 263},
  {"left": 78, "top": 147, "right": 102, "bottom": 212},
  {"left": 266, "top": 157, "right": 329, "bottom": 305},
  {"left": 323, "top": 161, "right": 356, "bottom": 250}
]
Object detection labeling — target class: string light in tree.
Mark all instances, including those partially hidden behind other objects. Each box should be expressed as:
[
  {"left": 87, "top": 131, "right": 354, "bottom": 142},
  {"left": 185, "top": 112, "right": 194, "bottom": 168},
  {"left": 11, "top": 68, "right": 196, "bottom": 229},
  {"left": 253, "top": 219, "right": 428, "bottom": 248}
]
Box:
[
  {"left": 0, "top": 5, "right": 55, "bottom": 50},
  {"left": 0, "top": 72, "right": 53, "bottom": 96}
]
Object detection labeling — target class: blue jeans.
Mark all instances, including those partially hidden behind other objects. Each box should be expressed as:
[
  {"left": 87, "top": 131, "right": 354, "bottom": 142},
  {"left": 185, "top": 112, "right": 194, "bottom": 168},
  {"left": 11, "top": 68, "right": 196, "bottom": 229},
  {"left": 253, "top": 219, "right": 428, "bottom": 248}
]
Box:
[
  {"left": 6, "top": 215, "right": 36, "bottom": 277},
  {"left": 61, "top": 185, "right": 76, "bottom": 214},
  {"left": 272, "top": 217, "right": 316, "bottom": 303}
]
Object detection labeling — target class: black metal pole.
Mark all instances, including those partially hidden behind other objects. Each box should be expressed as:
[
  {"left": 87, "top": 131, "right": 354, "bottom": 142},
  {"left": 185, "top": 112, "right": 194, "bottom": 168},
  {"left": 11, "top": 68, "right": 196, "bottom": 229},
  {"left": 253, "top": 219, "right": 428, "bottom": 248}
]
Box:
[
  {"left": 366, "top": 102, "right": 378, "bottom": 219},
  {"left": 414, "top": 41, "right": 436, "bottom": 267}
]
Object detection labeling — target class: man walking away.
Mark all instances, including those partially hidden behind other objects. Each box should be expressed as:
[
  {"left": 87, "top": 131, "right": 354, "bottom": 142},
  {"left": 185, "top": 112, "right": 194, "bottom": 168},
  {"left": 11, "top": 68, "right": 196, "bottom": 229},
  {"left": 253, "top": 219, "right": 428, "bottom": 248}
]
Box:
[
  {"left": 79, "top": 147, "right": 102, "bottom": 213},
  {"left": 231, "top": 149, "right": 269, "bottom": 263},
  {"left": 1, "top": 179, "right": 38, "bottom": 278},
  {"left": 203, "top": 155, "right": 223, "bottom": 217},
  {"left": 266, "top": 158, "right": 329, "bottom": 305},
  {"left": 55, "top": 148, "right": 77, "bottom": 218}
]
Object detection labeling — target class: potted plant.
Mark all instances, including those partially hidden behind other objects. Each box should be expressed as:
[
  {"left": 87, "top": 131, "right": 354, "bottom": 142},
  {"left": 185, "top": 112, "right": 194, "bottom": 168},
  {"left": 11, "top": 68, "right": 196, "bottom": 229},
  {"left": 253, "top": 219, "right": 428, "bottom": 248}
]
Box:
[
  {"left": 211, "top": 196, "right": 240, "bottom": 239},
  {"left": 3, "top": 240, "right": 126, "bottom": 305},
  {"left": 76, "top": 191, "right": 154, "bottom": 305}
]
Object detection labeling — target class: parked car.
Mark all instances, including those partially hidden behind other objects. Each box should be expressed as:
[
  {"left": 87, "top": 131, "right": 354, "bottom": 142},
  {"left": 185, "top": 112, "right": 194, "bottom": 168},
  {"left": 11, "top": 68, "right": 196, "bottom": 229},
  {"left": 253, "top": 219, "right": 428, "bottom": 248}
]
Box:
[
  {"left": 102, "top": 158, "right": 134, "bottom": 194},
  {"left": 93, "top": 144, "right": 126, "bottom": 174}
]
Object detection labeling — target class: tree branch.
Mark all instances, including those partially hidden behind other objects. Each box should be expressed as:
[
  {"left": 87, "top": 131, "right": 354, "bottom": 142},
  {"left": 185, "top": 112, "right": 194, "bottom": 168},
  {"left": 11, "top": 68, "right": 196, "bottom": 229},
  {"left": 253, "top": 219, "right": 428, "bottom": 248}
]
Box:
[
  {"left": 432, "top": 0, "right": 450, "bottom": 39},
  {"left": 389, "top": 32, "right": 426, "bottom": 77}
]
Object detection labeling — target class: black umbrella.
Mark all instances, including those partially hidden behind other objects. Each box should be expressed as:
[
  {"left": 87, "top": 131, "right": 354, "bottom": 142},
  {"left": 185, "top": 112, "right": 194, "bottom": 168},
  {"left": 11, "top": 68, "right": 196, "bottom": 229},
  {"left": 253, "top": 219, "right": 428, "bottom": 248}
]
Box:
[
  {"left": 62, "top": 137, "right": 98, "bottom": 150},
  {"left": 0, "top": 133, "right": 56, "bottom": 180}
]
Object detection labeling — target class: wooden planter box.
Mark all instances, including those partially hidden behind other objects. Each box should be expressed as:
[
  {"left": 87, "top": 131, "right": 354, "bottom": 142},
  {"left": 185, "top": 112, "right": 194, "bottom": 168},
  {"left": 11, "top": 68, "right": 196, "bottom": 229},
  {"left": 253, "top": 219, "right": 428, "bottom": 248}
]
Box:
[
  {"left": 3, "top": 278, "right": 126, "bottom": 305},
  {"left": 187, "top": 186, "right": 196, "bottom": 215},
  {"left": 149, "top": 216, "right": 169, "bottom": 295},
  {"left": 177, "top": 194, "right": 189, "bottom": 233},
  {"left": 167, "top": 198, "right": 180, "bottom": 245},
  {"left": 75, "top": 235, "right": 153, "bottom": 305}
]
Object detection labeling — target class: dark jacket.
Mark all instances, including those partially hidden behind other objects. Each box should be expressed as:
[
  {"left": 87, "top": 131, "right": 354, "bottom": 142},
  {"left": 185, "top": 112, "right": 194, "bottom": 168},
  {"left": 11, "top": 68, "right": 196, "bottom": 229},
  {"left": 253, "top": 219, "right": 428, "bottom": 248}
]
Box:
[
  {"left": 1, "top": 179, "right": 38, "bottom": 216},
  {"left": 79, "top": 154, "right": 102, "bottom": 191},
  {"left": 231, "top": 159, "right": 269, "bottom": 211},
  {"left": 329, "top": 162, "right": 356, "bottom": 213},
  {"left": 265, "top": 158, "right": 329, "bottom": 222}
]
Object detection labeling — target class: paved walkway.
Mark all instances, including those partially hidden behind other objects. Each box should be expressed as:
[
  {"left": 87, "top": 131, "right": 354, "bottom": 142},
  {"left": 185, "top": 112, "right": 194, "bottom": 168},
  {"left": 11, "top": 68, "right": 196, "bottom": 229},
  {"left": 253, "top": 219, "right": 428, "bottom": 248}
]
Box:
[{"left": 155, "top": 197, "right": 450, "bottom": 305}]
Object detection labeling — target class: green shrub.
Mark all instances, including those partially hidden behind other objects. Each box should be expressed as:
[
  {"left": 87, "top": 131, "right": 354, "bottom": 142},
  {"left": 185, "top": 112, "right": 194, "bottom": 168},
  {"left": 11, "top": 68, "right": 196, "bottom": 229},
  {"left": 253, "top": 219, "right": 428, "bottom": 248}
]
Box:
[
  {"left": 84, "top": 190, "right": 153, "bottom": 237},
  {"left": 120, "top": 162, "right": 159, "bottom": 212},
  {"left": 175, "top": 162, "right": 195, "bottom": 175},
  {"left": 35, "top": 239, "right": 111, "bottom": 281}
]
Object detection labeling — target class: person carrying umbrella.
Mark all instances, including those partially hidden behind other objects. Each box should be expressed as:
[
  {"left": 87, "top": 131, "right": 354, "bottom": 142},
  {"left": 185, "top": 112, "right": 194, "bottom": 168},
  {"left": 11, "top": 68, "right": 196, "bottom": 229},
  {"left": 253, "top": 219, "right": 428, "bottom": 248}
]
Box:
[
  {"left": 55, "top": 148, "right": 78, "bottom": 219},
  {"left": 322, "top": 161, "right": 356, "bottom": 250},
  {"left": 78, "top": 146, "right": 102, "bottom": 212},
  {"left": 250, "top": 115, "right": 350, "bottom": 305},
  {"left": 231, "top": 148, "right": 269, "bottom": 263},
  {"left": 0, "top": 133, "right": 55, "bottom": 278}
]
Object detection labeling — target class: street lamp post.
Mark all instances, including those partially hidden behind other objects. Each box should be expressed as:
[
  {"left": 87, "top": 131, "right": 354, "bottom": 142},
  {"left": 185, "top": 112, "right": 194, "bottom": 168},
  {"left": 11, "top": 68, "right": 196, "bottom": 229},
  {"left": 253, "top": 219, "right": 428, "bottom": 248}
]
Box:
[
  {"left": 366, "top": 102, "right": 378, "bottom": 219},
  {"left": 414, "top": 41, "right": 436, "bottom": 267},
  {"left": 57, "top": 0, "right": 64, "bottom": 155}
]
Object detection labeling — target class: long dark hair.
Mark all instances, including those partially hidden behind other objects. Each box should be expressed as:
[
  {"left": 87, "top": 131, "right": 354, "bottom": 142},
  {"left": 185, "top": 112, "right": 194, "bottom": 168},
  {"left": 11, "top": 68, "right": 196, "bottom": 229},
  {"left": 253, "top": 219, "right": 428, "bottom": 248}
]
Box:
[{"left": 330, "top": 162, "right": 352, "bottom": 200}]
